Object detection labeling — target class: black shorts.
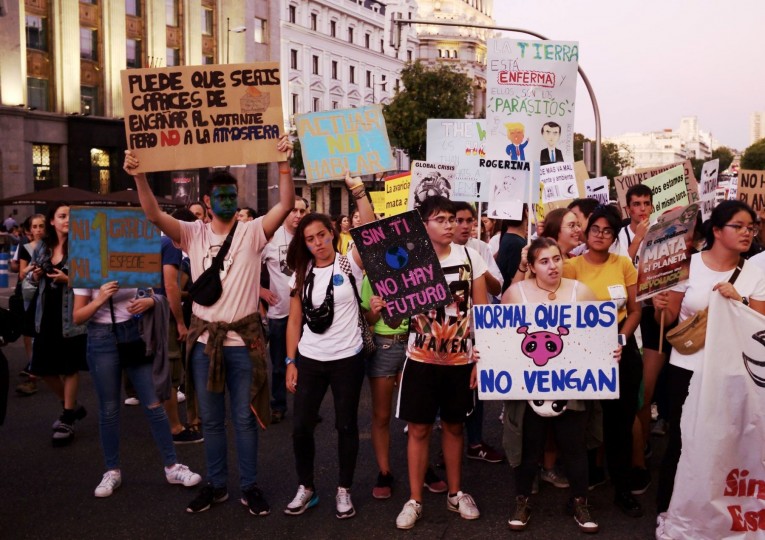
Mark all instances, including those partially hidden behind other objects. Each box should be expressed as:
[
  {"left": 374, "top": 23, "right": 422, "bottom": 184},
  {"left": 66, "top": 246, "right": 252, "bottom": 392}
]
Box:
[
  {"left": 640, "top": 304, "right": 672, "bottom": 352},
  {"left": 396, "top": 359, "right": 474, "bottom": 425}
]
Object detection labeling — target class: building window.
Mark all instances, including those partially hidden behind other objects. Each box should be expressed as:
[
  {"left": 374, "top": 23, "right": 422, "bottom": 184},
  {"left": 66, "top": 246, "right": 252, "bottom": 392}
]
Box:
[
  {"left": 395, "top": 79, "right": 400, "bottom": 91},
  {"left": 203, "top": 55, "right": 214, "bottom": 65},
  {"left": 290, "top": 49, "right": 298, "bottom": 69},
  {"left": 330, "top": 20, "right": 336, "bottom": 37},
  {"left": 32, "top": 144, "right": 59, "bottom": 184},
  {"left": 202, "top": 8, "right": 213, "bottom": 35},
  {"left": 329, "top": 186, "right": 342, "bottom": 216},
  {"left": 90, "top": 148, "right": 112, "bottom": 194},
  {"left": 288, "top": 5, "right": 296, "bottom": 23},
  {"left": 331, "top": 60, "right": 338, "bottom": 79},
  {"left": 166, "top": 0, "right": 179, "bottom": 26},
  {"left": 310, "top": 13, "right": 317, "bottom": 31},
  {"left": 81, "top": 85, "right": 98, "bottom": 115},
  {"left": 312, "top": 55, "right": 319, "bottom": 75},
  {"left": 365, "top": 33, "right": 370, "bottom": 48},
  {"left": 166, "top": 47, "right": 180, "bottom": 66},
  {"left": 332, "top": 100, "right": 338, "bottom": 109},
  {"left": 366, "top": 70, "right": 372, "bottom": 88},
  {"left": 126, "top": 39, "right": 142, "bottom": 68},
  {"left": 126, "top": 0, "right": 140, "bottom": 16},
  {"left": 291, "top": 93, "right": 299, "bottom": 116},
  {"left": 380, "top": 39, "right": 384, "bottom": 53},
  {"left": 349, "top": 65, "right": 355, "bottom": 84},
  {"left": 27, "top": 78, "right": 49, "bottom": 111},
  {"left": 80, "top": 28, "right": 97, "bottom": 61},
  {"left": 253, "top": 17, "right": 267, "bottom": 44},
  {"left": 348, "top": 27, "right": 354, "bottom": 43},
  {"left": 313, "top": 97, "right": 320, "bottom": 112},
  {"left": 26, "top": 15, "right": 48, "bottom": 51}
]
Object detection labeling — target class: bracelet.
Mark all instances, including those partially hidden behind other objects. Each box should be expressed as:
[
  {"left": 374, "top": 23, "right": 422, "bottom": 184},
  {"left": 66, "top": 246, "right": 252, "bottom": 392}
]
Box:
[
  {"left": 279, "top": 168, "right": 291, "bottom": 174},
  {"left": 348, "top": 182, "right": 364, "bottom": 191},
  {"left": 285, "top": 356, "right": 295, "bottom": 366},
  {"left": 353, "top": 189, "right": 367, "bottom": 200},
  {"left": 517, "top": 265, "right": 528, "bottom": 273}
]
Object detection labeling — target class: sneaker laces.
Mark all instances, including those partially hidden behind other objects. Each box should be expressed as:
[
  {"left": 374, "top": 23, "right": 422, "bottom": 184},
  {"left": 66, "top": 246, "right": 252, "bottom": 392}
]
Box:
[
  {"left": 289, "top": 485, "right": 312, "bottom": 507},
  {"left": 98, "top": 471, "right": 120, "bottom": 489},
  {"left": 167, "top": 464, "right": 193, "bottom": 482},
  {"left": 336, "top": 487, "right": 352, "bottom": 509},
  {"left": 575, "top": 498, "right": 594, "bottom": 523},
  {"left": 452, "top": 491, "right": 475, "bottom": 508}
]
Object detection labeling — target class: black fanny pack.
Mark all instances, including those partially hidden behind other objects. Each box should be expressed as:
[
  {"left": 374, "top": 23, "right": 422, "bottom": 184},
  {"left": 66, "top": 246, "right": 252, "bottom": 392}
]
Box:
[{"left": 302, "top": 265, "right": 335, "bottom": 334}]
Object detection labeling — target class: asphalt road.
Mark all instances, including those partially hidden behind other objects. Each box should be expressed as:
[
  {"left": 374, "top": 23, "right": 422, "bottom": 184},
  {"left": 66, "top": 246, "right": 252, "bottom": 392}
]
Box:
[{"left": 0, "top": 281, "right": 659, "bottom": 539}]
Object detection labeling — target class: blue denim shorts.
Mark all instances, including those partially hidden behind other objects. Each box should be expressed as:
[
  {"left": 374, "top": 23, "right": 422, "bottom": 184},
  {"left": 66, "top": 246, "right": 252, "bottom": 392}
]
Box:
[{"left": 366, "top": 333, "right": 407, "bottom": 378}]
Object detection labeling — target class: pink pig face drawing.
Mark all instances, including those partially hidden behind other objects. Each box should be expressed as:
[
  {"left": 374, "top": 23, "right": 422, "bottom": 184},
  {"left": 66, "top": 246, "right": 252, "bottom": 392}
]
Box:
[{"left": 517, "top": 326, "right": 569, "bottom": 367}]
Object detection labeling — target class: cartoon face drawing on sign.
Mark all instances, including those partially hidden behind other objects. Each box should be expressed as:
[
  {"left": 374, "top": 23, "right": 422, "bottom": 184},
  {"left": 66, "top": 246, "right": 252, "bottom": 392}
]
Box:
[
  {"left": 743, "top": 330, "right": 765, "bottom": 388},
  {"left": 517, "top": 326, "right": 569, "bottom": 367}
]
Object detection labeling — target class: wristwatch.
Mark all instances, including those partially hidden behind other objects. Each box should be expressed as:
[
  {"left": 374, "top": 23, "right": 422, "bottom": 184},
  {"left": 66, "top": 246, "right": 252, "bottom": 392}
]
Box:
[
  {"left": 742, "top": 296, "right": 750, "bottom": 306},
  {"left": 285, "top": 356, "right": 295, "bottom": 366}
]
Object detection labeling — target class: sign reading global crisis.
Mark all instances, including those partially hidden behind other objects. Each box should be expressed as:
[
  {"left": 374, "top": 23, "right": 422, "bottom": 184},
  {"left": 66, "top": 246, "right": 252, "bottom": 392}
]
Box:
[
  {"left": 121, "top": 62, "right": 285, "bottom": 172},
  {"left": 473, "top": 301, "right": 620, "bottom": 400},
  {"left": 349, "top": 211, "right": 450, "bottom": 325},
  {"left": 68, "top": 206, "right": 162, "bottom": 288}
]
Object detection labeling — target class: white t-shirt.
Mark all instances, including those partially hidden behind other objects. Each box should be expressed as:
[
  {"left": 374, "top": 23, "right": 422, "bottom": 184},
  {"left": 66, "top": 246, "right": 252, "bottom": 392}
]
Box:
[
  {"left": 407, "top": 243, "right": 488, "bottom": 365},
  {"left": 488, "top": 233, "right": 501, "bottom": 257},
  {"left": 72, "top": 288, "right": 138, "bottom": 324},
  {"left": 179, "top": 218, "right": 268, "bottom": 346},
  {"left": 261, "top": 225, "right": 294, "bottom": 319},
  {"left": 290, "top": 252, "right": 364, "bottom": 361},
  {"left": 747, "top": 251, "right": 765, "bottom": 274},
  {"left": 669, "top": 253, "right": 765, "bottom": 372}
]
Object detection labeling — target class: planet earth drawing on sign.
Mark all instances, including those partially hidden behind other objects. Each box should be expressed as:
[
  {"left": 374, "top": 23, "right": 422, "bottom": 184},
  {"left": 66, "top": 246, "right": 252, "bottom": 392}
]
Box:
[{"left": 385, "top": 245, "right": 409, "bottom": 270}]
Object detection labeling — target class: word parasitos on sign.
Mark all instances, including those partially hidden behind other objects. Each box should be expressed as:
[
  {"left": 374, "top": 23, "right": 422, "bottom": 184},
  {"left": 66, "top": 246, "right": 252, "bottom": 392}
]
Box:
[
  {"left": 68, "top": 206, "right": 161, "bottom": 288},
  {"left": 349, "top": 211, "right": 450, "bottom": 324}
]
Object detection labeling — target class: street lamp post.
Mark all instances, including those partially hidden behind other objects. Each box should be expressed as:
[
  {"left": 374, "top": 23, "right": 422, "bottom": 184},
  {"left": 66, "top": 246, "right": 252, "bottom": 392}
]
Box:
[
  {"left": 226, "top": 17, "right": 246, "bottom": 63},
  {"left": 392, "top": 17, "right": 603, "bottom": 177}
]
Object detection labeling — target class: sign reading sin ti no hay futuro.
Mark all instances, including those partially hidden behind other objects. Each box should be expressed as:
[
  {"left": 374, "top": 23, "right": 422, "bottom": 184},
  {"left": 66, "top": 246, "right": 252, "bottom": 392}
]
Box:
[
  {"left": 121, "top": 62, "right": 285, "bottom": 172},
  {"left": 68, "top": 207, "right": 162, "bottom": 288},
  {"left": 349, "top": 211, "right": 450, "bottom": 325}
]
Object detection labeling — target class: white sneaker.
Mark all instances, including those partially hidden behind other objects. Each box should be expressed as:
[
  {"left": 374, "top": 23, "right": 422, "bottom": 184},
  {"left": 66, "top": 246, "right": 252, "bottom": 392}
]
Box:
[
  {"left": 94, "top": 470, "right": 122, "bottom": 498},
  {"left": 335, "top": 487, "right": 355, "bottom": 519},
  {"left": 176, "top": 389, "right": 186, "bottom": 403},
  {"left": 396, "top": 499, "right": 422, "bottom": 530},
  {"left": 124, "top": 397, "right": 140, "bottom": 406},
  {"left": 284, "top": 485, "right": 319, "bottom": 515},
  {"left": 165, "top": 463, "right": 202, "bottom": 487},
  {"left": 447, "top": 491, "right": 480, "bottom": 520}
]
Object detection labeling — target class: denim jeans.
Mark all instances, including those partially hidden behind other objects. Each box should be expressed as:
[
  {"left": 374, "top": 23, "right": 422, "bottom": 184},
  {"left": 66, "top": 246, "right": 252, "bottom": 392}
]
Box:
[
  {"left": 268, "top": 317, "right": 288, "bottom": 414},
  {"left": 86, "top": 320, "right": 176, "bottom": 470},
  {"left": 190, "top": 343, "right": 259, "bottom": 492},
  {"left": 293, "top": 353, "right": 365, "bottom": 488}
]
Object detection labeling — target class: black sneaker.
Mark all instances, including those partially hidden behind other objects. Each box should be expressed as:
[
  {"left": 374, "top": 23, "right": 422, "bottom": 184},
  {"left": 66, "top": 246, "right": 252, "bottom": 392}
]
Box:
[
  {"left": 173, "top": 428, "right": 204, "bottom": 445},
  {"left": 614, "top": 491, "right": 644, "bottom": 517},
  {"left": 423, "top": 467, "right": 447, "bottom": 493},
  {"left": 241, "top": 485, "right": 271, "bottom": 516},
  {"left": 186, "top": 484, "right": 229, "bottom": 513},
  {"left": 630, "top": 467, "right": 651, "bottom": 495},
  {"left": 372, "top": 471, "right": 394, "bottom": 499}
]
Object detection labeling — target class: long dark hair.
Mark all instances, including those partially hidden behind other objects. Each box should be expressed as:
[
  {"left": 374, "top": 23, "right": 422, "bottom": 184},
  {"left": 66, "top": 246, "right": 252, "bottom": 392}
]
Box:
[
  {"left": 43, "top": 203, "right": 69, "bottom": 255},
  {"left": 333, "top": 214, "right": 348, "bottom": 251},
  {"left": 705, "top": 200, "right": 757, "bottom": 249},
  {"left": 584, "top": 204, "right": 622, "bottom": 250},
  {"left": 286, "top": 213, "right": 337, "bottom": 295}
]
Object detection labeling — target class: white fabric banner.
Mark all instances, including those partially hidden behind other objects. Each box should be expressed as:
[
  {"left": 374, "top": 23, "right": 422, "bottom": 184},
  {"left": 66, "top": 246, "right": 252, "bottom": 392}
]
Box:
[{"left": 660, "top": 294, "right": 765, "bottom": 539}]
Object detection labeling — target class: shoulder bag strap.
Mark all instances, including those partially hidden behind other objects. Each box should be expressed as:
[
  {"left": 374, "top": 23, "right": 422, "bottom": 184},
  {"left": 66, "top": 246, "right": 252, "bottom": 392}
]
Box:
[
  {"left": 729, "top": 257, "right": 746, "bottom": 285},
  {"left": 109, "top": 297, "right": 116, "bottom": 333},
  {"left": 211, "top": 221, "right": 239, "bottom": 270},
  {"left": 338, "top": 255, "right": 363, "bottom": 307}
]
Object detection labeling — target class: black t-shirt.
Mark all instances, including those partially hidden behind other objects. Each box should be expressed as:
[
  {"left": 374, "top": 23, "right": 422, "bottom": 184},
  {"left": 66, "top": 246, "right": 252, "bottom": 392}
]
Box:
[{"left": 497, "top": 232, "right": 526, "bottom": 293}]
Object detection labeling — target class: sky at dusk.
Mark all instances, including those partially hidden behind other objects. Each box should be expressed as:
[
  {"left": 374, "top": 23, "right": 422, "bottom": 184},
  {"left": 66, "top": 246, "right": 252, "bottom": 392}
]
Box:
[{"left": 494, "top": 0, "right": 765, "bottom": 151}]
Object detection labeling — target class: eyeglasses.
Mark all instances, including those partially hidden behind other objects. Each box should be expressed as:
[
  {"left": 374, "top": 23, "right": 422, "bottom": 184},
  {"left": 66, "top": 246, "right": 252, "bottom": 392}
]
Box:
[
  {"left": 456, "top": 217, "right": 475, "bottom": 225},
  {"left": 561, "top": 221, "right": 581, "bottom": 230},
  {"left": 589, "top": 225, "right": 615, "bottom": 238},
  {"left": 426, "top": 216, "right": 457, "bottom": 226},
  {"left": 723, "top": 223, "right": 760, "bottom": 235}
]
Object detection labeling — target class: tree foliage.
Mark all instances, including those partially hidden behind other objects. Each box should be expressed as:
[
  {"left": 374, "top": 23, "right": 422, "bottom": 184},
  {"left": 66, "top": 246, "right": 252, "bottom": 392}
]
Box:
[
  {"left": 741, "top": 139, "right": 765, "bottom": 170},
  {"left": 690, "top": 147, "right": 735, "bottom": 179},
  {"left": 383, "top": 61, "right": 473, "bottom": 162},
  {"left": 573, "top": 133, "right": 634, "bottom": 179}
]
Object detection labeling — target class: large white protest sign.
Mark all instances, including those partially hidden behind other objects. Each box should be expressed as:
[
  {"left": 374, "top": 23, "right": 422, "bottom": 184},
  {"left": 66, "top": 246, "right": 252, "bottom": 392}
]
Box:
[
  {"left": 487, "top": 167, "right": 529, "bottom": 220},
  {"left": 426, "top": 119, "right": 490, "bottom": 202},
  {"left": 473, "top": 301, "right": 619, "bottom": 400},
  {"left": 659, "top": 294, "right": 765, "bottom": 540},
  {"left": 486, "top": 39, "right": 579, "bottom": 165}
]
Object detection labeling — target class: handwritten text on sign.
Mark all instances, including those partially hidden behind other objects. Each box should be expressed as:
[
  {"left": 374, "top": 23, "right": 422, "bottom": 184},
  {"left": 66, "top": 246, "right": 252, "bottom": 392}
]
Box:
[
  {"left": 296, "top": 105, "right": 395, "bottom": 183},
  {"left": 473, "top": 301, "right": 619, "bottom": 400},
  {"left": 68, "top": 207, "right": 161, "bottom": 288},
  {"left": 349, "top": 211, "right": 450, "bottom": 324},
  {"left": 121, "top": 63, "right": 284, "bottom": 172}
]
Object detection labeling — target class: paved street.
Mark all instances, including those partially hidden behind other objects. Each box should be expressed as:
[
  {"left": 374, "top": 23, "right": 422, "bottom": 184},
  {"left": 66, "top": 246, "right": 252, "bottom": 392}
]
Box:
[{"left": 1, "top": 284, "right": 658, "bottom": 539}]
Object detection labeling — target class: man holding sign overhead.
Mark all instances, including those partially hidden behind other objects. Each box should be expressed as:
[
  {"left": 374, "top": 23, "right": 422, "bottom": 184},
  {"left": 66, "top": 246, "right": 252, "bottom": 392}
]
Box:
[{"left": 123, "top": 135, "right": 295, "bottom": 517}]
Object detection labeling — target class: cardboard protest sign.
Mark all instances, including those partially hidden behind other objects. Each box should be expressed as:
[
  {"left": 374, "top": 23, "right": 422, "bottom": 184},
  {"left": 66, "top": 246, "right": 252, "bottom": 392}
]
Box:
[
  {"left": 121, "top": 63, "right": 284, "bottom": 172},
  {"left": 485, "top": 39, "right": 579, "bottom": 166},
  {"left": 68, "top": 207, "right": 161, "bottom": 288},
  {"left": 636, "top": 203, "right": 698, "bottom": 302},
  {"left": 368, "top": 191, "right": 385, "bottom": 216},
  {"left": 384, "top": 172, "right": 410, "bottom": 217},
  {"left": 296, "top": 104, "right": 394, "bottom": 183},
  {"left": 737, "top": 170, "right": 765, "bottom": 213},
  {"left": 642, "top": 165, "right": 689, "bottom": 220},
  {"left": 659, "top": 296, "right": 765, "bottom": 540},
  {"left": 585, "top": 176, "right": 610, "bottom": 204},
  {"left": 473, "top": 301, "right": 619, "bottom": 400},
  {"left": 407, "top": 161, "right": 456, "bottom": 211},
  {"left": 614, "top": 160, "right": 698, "bottom": 218},
  {"left": 540, "top": 162, "right": 579, "bottom": 203},
  {"left": 487, "top": 167, "right": 529, "bottom": 219},
  {"left": 698, "top": 159, "right": 719, "bottom": 221},
  {"left": 349, "top": 211, "right": 450, "bottom": 324},
  {"left": 426, "top": 119, "right": 490, "bottom": 201}
]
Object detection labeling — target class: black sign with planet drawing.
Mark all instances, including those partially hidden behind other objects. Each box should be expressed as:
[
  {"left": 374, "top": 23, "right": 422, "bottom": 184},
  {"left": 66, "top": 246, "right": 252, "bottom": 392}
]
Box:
[{"left": 350, "top": 210, "right": 451, "bottom": 325}]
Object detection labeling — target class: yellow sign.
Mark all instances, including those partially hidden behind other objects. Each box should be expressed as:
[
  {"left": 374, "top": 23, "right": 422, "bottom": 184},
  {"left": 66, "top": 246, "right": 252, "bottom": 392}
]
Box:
[
  {"left": 384, "top": 173, "right": 410, "bottom": 217},
  {"left": 369, "top": 191, "right": 385, "bottom": 216}
]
